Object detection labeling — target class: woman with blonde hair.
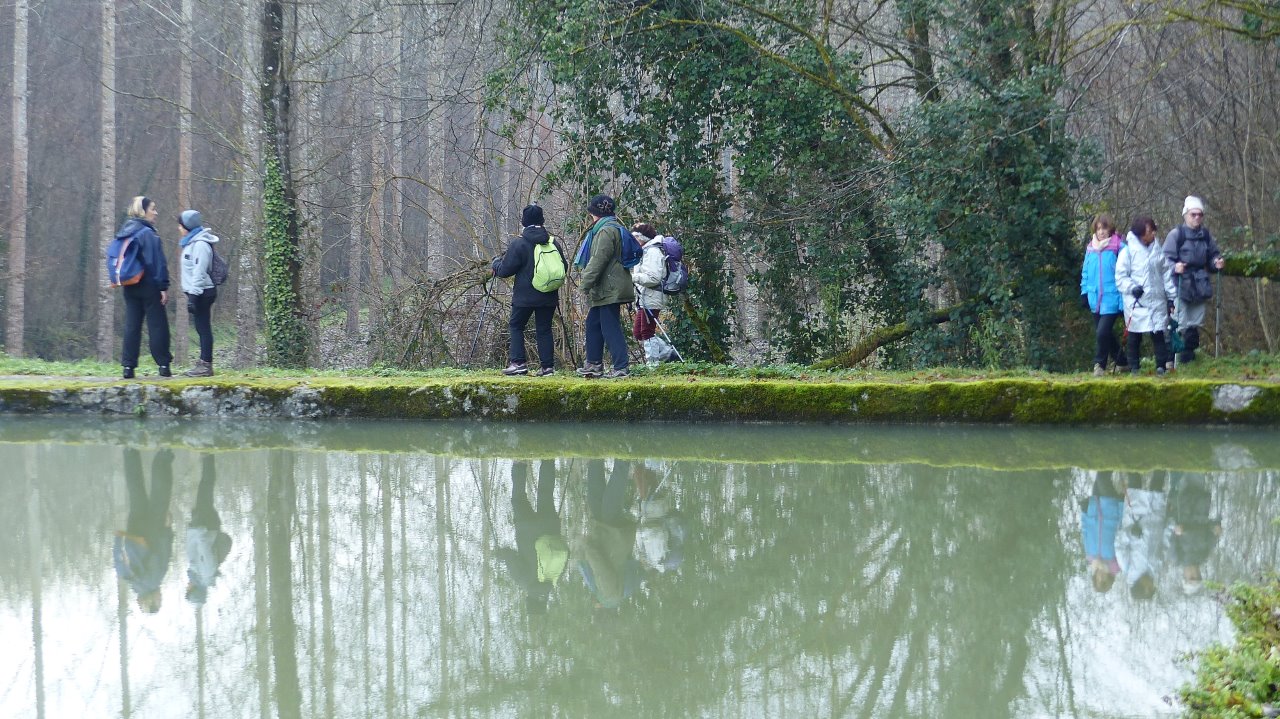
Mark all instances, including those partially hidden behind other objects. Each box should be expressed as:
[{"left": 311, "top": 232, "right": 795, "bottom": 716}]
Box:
[{"left": 114, "top": 196, "right": 172, "bottom": 378}]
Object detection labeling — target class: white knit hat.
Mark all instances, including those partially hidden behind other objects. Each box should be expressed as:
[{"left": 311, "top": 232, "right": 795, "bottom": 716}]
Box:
[{"left": 1182, "top": 196, "right": 1205, "bottom": 215}]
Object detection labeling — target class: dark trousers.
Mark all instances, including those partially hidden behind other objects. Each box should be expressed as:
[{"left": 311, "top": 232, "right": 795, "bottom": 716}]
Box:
[
  {"left": 190, "top": 455, "right": 222, "bottom": 531},
  {"left": 124, "top": 448, "right": 174, "bottom": 537},
  {"left": 585, "top": 303, "right": 629, "bottom": 369},
  {"left": 1126, "top": 331, "right": 1170, "bottom": 371},
  {"left": 586, "top": 458, "right": 633, "bottom": 524},
  {"left": 121, "top": 283, "right": 172, "bottom": 369},
  {"left": 508, "top": 305, "right": 555, "bottom": 368},
  {"left": 187, "top": 288, "right": 217, "bottom": 363},
  {"left": 1092, "top": 312, "right": 1126, "bottom": 368}
]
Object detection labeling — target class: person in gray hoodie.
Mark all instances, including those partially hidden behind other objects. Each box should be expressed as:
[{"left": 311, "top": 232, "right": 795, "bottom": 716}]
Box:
[{"left": 177, "top": 209, "right": 219, "bottom": 376}]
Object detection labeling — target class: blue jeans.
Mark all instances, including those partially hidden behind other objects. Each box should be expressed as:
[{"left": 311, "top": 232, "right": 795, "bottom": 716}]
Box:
[{"left": 584, "top": 303, "right": 629, "bottom": 370}]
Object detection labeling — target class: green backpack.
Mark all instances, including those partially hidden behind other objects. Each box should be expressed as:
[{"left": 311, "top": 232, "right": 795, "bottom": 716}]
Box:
[{"left": 531, "top": 237, "right": 566, "bottom": 293}]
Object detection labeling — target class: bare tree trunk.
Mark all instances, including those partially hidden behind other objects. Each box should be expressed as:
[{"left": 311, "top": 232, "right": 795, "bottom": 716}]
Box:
[
  {"left": 387, "top": 7, "right": 406, "bottom": 292},
  {"left": 97, "top": 0, "right": 117, "bottom": 362},
  {"left": 236, "top": 0, "right": 262, "bottom": 368},
  {"left": 7, "top": 0, "right": 29, "bottom": 357},
  {"left": 27, "top": 454, "right": 44, "bottom": 718},
  {"left": 174, "top": 0, "right": 194, "bottom": 365},
  {"left": 346, "top": 87, "right": 366, "bottom": 340},
  {"left": 425, "top": 9, "right": 445, "bottom": 279}
]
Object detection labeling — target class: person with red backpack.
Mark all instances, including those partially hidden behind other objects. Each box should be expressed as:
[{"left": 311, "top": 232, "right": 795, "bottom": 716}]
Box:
[{"left": 113, "top": 196, "right": 172, "bottom": 379}]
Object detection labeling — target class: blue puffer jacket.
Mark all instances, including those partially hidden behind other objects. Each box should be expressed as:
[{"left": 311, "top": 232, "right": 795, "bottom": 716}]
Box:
[
  {"left": 1080, "top": 234, "right": 1123, "bottom": 314},
  {"left": 115, "top": 218, "right": 171, "bottom": 291},
  {"left": 1081, "top": 495, "right": 1123, "bottom": 562}
]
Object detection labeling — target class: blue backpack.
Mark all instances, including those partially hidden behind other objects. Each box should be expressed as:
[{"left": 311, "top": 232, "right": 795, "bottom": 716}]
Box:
[
  {"left": 601, "top": 218, "right": 644, "bottom": 269},
  {"left": 105, "top": 233, "right": 145, "bottom": 287}
]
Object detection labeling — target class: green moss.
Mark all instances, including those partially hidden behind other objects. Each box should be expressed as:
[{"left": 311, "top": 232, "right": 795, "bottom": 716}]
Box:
[{"left": 1, "top": 374, "right": 1278, "bottom": 426}]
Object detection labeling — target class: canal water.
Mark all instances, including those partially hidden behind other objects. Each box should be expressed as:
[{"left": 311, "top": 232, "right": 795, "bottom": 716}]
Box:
[{"left": 1, "top": 418, "right": 1277, "bottom": 718}]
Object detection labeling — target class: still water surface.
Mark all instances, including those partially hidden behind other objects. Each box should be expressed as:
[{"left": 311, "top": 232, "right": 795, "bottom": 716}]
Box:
[{"left": 2, "top": 418, "right": 1278, "bottom": 718}]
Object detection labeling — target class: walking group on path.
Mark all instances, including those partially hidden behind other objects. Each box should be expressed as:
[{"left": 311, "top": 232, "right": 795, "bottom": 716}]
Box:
[{"left": 1080, "top": 195, "right": 1224, "bottom": 377}]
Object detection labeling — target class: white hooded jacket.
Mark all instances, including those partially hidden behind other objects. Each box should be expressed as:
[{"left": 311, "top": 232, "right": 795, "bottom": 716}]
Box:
[
  {"left": 630, "top": 234, "right": 669, "bottom": 312},
  {"left": 1115, "top": 231, "right": 1177, "bottom": 334},
  {"left": 180, "top": 228, "right": 220, "bottom": 295}
]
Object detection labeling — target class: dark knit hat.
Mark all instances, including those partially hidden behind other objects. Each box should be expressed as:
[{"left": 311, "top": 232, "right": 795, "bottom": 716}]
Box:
[
  {"left": 179, "top": 209, "right": 202, "bottom": 231},
  {"left": 587, "top": 194, "right": 615, "bottom": 217},
  {"left": 521, "top": 204, "right": 544, "bottom": 227}
]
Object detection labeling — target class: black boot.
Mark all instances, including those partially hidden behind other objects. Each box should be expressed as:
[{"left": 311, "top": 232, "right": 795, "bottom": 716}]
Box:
[{"left": 1180, "top": 327, "right": 1199, "bottom": 364}]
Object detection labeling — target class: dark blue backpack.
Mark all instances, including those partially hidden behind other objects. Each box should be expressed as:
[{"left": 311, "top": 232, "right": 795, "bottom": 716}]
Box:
[
  {"left": 602, "top": 218, "right": 644, "bottom": 269},
  {"left": 105, "top": 234, "right": 145, "bottom": 287}
]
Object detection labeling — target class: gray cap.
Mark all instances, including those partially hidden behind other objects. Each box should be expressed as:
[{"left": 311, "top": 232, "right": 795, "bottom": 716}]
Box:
[{"left": 179, "top": 209, "right": 202, "bottom": 231}]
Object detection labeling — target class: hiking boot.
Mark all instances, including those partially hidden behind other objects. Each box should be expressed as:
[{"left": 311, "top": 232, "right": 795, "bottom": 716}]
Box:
[
  {"left": 157, "top": 365, "right": 173, "bottom": 378},
  {"left": 575, "top": 362, "right": 603, "bottom": 378},
  {"left": 502, "top": 362, "right": 529, "bottom": 376},
  {"left": 1092, "top": 364, "right": 1105, "bottom": 377},
  {"left": 122, "top": 367, "right": 135, "bottom": 379},
  {"left": 603, "top": 367, "right": 629, "bottom": 379},
  {"left": 534, "top": 367, "right": 555, "bottom": 377},
  {"left": 183, "top": 359, "right": 213, "bottom": 377}
]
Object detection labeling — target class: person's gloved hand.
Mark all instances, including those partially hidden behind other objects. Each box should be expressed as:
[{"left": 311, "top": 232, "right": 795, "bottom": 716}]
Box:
[
  {"left": 490, "top": 255, "right": 503, "bottom": 276},
  {"left": 1080, "top": 294, "right": 1090, "bottom": 310},
  {"left": 186, "top": 293, "right": 198, "bottom": 314},
  {"left": 1131, "top": 286, "right": 1144, "bottom": 300},
  {"left": 1168, "top": 301, "right": 1175, "bottom": 315}
]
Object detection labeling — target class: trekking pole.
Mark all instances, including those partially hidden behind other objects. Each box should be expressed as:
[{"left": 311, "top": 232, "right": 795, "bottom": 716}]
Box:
[
  {"left": 1214, "top": 271, "right": 1221, "bottom": 357},
  {"left": 648, "top": 308, "right": 684, "bottom": 362},
  {"left": 468, "top": 275, "right": 493, "bottom": 368}
]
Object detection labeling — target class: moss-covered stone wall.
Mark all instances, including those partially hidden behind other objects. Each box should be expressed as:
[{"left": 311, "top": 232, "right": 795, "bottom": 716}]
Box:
[{"left": 0, "top": 376, "right": 1277, "bottom": 425}]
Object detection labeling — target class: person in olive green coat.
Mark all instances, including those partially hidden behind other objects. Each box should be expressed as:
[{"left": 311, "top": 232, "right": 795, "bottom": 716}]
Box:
[{"left": 574, "top": 194, "right": 635, "bottom": 378}]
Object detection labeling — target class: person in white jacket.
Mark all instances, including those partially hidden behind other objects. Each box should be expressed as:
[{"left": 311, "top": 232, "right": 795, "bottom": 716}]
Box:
[
  {"left": 629, "top": 223, "right": 675, "bottom": 366},
  {"left": 1115, "top": 216, "right": 1178, "bottom": 375}
]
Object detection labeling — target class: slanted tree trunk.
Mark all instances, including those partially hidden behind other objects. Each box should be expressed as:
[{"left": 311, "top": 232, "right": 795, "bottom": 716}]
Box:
[
  {"left": 7, "top": 0, "right": 29, "bottom": 357},
  {"left": 97, "top": 0, "right": 117, "bottom": 362}
]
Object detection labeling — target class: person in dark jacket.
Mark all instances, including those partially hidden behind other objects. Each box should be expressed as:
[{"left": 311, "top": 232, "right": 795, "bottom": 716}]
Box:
[
  {"left": 1167, "top": 474, "right": 1221, "bottom": 595},
  {"left": 1163, "top": 196, "right": 1225, "bottom": 364},
  {"left": 492, "top": 204, "right": 564, "bottom": 376},
  {"left": 573, "top": 194, "right": 635, "bottom": 378},
  {"left": 496, "top": 460, "right": 567, "bottom": 615},
  {"left": 116, "top": 196, "right": 173, "bottom": 379},
  {"left": 113, "top": 448, "right": 175, "bottom": 613}
]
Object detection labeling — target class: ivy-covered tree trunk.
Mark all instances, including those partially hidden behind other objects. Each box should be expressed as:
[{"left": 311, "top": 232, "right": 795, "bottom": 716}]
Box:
[{"left": 260, "top": 0, "right": 308, "bottom": 368}]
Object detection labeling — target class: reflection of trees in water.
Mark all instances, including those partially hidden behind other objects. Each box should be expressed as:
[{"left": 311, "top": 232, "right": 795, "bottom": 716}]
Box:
[{"left": 5, "top": 438, "right": 1280, "bottom": 718}]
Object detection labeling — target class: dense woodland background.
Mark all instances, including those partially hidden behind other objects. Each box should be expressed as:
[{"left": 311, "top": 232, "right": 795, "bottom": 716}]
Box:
[{"left": 1, "top": 0, "right": 1277, "bottom": 370}]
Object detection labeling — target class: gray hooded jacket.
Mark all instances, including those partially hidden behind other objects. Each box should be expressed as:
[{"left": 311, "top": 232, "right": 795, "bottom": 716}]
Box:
[{"left": 180, "top": 228, "right": 220, "bottom": 295}]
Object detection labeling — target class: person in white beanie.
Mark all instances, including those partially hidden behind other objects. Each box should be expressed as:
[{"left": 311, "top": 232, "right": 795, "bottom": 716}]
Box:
[{"left": 1162, "top": 196, "right": 1225, "bottom": 364}]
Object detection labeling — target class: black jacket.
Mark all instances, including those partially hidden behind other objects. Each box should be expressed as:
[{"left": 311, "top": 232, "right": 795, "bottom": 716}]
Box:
[{"left": 493, "top": 226, "right": 562, "bottom": 308}]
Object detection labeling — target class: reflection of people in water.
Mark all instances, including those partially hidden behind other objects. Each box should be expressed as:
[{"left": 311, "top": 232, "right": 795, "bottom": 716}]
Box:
[
  {"left": 1167, "top": 474, "right": 1222, "bottom": 595},
  {"left": 1079, "top": 472, "right": 1125, "bottom": 593},
  {"left": 1117, "top": 473, "right": 1167, "bottom": 601},
  {"left": 496, "top": 460, "right": 568, "bottom": 615},
  {"left": 113, "top": 448, "right": 175, "bottom": 613},
  {"left": 578, "top": 459, "right": 640, "bottom": 609},
  {"left": 186, "top": 454, "right": 233, "bottom": 605},
  {"left": 632, "top": 460, "right": 688, "bottom": 574}
]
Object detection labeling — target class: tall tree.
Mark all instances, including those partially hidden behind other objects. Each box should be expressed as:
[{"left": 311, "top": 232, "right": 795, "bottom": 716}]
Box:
[
  {"left": 261, "top": 0, "right": 308, "bottom": 367},
  {"left": 7, "top": 0, "right": 30, "bottom": 357},
  {"left": 236, "top": 0, "right": 262, "bottom": 368},
  {"left": 96, "top": 0, "right": 117, "bottom": 361},
  {"left": 174, "top": 0, "right": 195, "bottom": 365}
]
